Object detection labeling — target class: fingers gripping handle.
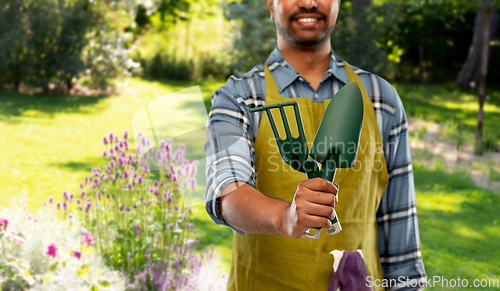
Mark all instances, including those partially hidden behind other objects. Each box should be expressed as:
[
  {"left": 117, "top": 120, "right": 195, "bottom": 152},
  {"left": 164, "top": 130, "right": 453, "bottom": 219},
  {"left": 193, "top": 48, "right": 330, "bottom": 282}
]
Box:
[
  {"left": 304, "top": 210, "right": 342, "bottom": 239},
  {"left": 304, "top": 169, "right": 341, "bottom": 239}
]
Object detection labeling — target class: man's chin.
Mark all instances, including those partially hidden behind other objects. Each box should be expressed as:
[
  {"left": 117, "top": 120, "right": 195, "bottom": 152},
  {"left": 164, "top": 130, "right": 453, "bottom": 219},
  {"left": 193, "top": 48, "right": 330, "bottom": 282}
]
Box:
[{"left": 291, "top": 35, "right": 329, "bottom": 47}]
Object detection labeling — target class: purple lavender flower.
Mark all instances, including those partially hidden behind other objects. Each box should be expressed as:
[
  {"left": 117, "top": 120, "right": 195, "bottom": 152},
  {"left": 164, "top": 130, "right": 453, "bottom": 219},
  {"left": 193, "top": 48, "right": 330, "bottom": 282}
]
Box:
[
  {"left": 81, "top": 190, "right": 86, "bottom": 198},
  {"left": 135, "top": 224, "right": 141, "bottom": 235},
  {"left": 109, "top": 133, "right": 114, "bottom": 142},
  {"left": 114, "top": 145, "right": 120, "bottom": 152},
  {"left": 110, "top": 148, "right": 115, "bottom": 154},
  {"left": 93, "top": 177, "right": 101, "bottom": 185},
  {"left": 123, "top": 170, "right": 129, "bottom": 179},
  {"left": 102, "top": 150, "right": 107, "bottom": 157},
  {"left": 42, "top": 202, "right": 47, "bottom": 207},
  {"left": 103, "top": 137, "right": 109, "bottom": 145},
  {"left": 49, "top": 197, "right": 54, "bottom": 204},
  {"left": 84, "top": 176, "right": 91, "bottom": 184},
  {"left": 137, "top": 177, "right": 143, "bottom": 184},
  {"left": 127, "top": 183, "right": 133, "bottom": 190},
  {"left": 118, "top": 157, "right": 124, "bottom": 166},
  {"left": 76, "top": 199, "right": 81, "bottom": 204},
  {"left": 73, "top": 251, "right": 81, "bottom": 259},
  {"left": 56, "top": 202, "right": 61, "bottom": 209},
  {"left": 84, "top": 202, "right": 91, "bottom": 213},
  {"left": 110, "top": 160, "right": 116, "bottom": 168},
  {"left": 189, "top": 178, "right": 197, "bottom": 189},
  {"left": 123, "top": 131, "right": 129, "bottom": 139},
  {"left": 69, "top": 193, "right": 74, "bottom": 200},
  {"left": 63, "top": 202, "right": 68, "bottom": 210}
]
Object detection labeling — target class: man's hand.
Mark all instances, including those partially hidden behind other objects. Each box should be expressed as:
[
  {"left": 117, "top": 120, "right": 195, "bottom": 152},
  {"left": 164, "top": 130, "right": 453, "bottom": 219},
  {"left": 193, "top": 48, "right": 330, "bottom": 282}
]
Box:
[{"left": 279, "top": 178, "right": 339, "bottom": 239}]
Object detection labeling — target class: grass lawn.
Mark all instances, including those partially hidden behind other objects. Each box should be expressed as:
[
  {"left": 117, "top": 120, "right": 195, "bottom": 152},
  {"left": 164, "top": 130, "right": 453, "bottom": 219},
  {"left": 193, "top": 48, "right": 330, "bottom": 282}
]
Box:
[
  {"left": 1, "top": 78, "right": 499, "bottom": 286},
  {"left": 395, "top": 83, "right": 500, "bottom": 148}
]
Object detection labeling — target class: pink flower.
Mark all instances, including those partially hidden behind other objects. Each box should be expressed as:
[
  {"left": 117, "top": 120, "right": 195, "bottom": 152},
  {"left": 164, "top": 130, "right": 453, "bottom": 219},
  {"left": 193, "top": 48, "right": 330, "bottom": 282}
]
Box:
[
  {"left": 82, "top": 231, "right": 94, "bottom": 246},
  {"left": 123, "top": 131, "right": 129, "bottom": 139},
  {"left": 135, "top": 224, "right": 141, "bottom": 235},
  {"left": 49, "top": 197, "right": 54, "bottom": 204},
  {"left": 46, "top": 243, "right": 57, "bottom": 258},
  {"left": 0, "top": 218, "right": 8, "bottom": 231},
  {"left": 109, "top": 133, "right": 114, "bottom": 142},
  {"left": 102, "top": 150, "right": 107, "bottom": 157},
  {"left": 73, "top": 251, "right": 81, "bottom": 259},
  {"left": 103, "top": 137, "right": 109, "bottom": 145}
]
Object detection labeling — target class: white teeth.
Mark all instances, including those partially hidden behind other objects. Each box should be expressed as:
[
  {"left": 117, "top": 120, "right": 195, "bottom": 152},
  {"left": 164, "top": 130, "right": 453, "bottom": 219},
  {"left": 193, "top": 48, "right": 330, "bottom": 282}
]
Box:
[{"left": 297, "top": 18, "right": 319, "bottom": 23}]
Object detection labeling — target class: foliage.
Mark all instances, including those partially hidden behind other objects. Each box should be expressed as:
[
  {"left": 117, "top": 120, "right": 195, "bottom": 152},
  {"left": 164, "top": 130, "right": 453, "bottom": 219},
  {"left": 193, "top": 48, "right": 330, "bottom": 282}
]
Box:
[
  {"left": 140, "top": 53, "right": 196, "bottom": 80},
  {"left": 331, "top": 0, "right": 398, "bottom": 77},
  {"left": 0, "top": 198, "right": 126, "bottom": 290},
  {"left": 0, "top": 0, "right": 138, "bottom": 92},
  {"left": 223, "top": 0, "right": 277, "bottom": 73},
  {"left": 45, "top": 131, "right": 225, "bottom": 290}
]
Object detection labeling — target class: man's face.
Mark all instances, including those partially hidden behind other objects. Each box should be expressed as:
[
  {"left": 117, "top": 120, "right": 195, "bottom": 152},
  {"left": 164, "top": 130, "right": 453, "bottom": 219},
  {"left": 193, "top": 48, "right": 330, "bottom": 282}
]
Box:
[{"left": 267, "top": 0, "right": 340, "bottom": 47}]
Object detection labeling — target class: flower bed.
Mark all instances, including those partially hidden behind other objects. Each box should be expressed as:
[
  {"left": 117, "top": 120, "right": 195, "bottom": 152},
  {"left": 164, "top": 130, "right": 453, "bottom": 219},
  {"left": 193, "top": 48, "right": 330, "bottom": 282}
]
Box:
[{"left": 0, "top": 132, "right": 227, "bottom": 290}]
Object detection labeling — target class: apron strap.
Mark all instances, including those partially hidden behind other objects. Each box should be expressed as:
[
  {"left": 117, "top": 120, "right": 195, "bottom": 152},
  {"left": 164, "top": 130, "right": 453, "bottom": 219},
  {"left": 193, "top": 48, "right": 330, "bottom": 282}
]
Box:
[
  {"left": 343, "top": 60, "right": 370, "bottom": 101},
  {"left": 264, "top": 63, "right": 281, "bottom": 97}
]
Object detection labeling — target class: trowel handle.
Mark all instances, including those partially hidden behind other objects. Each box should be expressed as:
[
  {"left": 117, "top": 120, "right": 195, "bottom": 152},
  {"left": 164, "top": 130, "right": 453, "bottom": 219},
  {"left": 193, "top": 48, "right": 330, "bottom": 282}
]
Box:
[{"left": 304, "top": 169, "right": 341, "bottom": 239}]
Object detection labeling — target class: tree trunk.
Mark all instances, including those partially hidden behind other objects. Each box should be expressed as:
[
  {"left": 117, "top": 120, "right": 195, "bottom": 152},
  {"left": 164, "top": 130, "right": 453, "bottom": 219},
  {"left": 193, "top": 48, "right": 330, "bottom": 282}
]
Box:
[
  {"left": 419, "top": 18, "right": 426, "bottom": 83},
  {"left": 456, "top": 8, "right": 498, "bottom": 88},
  {"left": 475, "top": 5, "right": 493, "bottom": 156}
]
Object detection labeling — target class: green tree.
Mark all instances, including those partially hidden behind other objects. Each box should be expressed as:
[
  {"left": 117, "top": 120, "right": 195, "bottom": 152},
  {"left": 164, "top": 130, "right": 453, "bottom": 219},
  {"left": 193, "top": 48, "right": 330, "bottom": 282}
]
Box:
[{"left": 0, "top": 0, "right": 136, "bottom": 93}]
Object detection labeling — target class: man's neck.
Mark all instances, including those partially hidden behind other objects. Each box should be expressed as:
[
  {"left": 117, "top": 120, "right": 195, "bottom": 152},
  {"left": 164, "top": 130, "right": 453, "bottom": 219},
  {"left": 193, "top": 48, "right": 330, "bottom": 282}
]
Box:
[{"left": 277, "top": 40, "right": 331, "bottom": 91}]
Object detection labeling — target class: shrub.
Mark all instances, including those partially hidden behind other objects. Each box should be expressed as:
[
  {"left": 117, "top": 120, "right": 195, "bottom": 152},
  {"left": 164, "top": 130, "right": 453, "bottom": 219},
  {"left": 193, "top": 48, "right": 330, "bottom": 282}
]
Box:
[
  {"left": 0, "top": 0, "right": 137, "bottom": 93},
  {"left": 45, "top": 131, "right": 225, "bottom": 290}
]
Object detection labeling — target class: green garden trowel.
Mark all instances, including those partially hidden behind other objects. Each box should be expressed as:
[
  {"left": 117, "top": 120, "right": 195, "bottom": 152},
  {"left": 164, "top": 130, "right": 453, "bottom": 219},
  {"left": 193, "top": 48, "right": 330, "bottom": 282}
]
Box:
[{"left": 249, "top": 81, "right": 364, "bottom": 239}]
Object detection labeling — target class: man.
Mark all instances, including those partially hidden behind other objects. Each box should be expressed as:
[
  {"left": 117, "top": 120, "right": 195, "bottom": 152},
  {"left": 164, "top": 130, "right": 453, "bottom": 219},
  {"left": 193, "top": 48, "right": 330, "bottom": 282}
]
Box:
[{"left": 204, "top": 0, "right": 426, "bottom": 290}]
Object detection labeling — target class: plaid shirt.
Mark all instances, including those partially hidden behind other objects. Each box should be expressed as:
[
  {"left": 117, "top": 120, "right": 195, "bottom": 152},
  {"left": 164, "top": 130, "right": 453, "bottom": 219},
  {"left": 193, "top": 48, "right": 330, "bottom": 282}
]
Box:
[{"left": 204, "top": 47, "right": 426, "bottom": 290}]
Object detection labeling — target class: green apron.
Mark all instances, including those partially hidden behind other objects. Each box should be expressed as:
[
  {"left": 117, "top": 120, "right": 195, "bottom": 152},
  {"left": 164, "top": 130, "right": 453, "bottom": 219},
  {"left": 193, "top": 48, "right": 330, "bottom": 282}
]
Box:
[{"left": 227, "top": 61, "right": 389, "bottom": 291}]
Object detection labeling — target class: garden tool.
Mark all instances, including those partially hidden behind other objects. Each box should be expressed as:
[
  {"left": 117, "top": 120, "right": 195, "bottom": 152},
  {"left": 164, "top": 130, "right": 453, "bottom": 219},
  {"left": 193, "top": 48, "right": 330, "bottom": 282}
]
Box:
[{"left": 249, "top": 81, "right": 364, "bottom": 239}]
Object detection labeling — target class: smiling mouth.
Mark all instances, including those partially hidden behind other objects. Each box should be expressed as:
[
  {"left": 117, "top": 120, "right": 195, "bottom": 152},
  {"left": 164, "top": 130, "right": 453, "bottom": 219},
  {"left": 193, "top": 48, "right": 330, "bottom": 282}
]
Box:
[{"left": 296, "top": 18, "right": 320, "bottom": 23}]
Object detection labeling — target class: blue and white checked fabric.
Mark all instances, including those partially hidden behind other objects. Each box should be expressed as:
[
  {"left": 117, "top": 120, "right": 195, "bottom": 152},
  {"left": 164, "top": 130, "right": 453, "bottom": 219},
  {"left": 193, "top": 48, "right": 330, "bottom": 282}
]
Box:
[{"left": 204, "top": 47, "right": 426, "bottom": 290}]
